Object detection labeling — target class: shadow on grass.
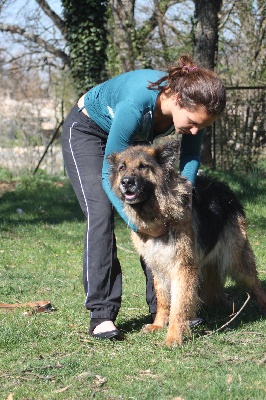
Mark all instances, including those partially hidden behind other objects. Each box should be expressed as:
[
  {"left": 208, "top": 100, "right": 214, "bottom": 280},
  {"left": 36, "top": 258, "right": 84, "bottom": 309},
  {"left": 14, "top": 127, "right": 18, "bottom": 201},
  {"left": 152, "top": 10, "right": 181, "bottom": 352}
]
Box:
[
  {"left": 118, "top": 280, "right": 266, "bottom": 338},
  {"left": 198, "top": 290, "right": 266, "bottom": 336},
  {"left": 206, "top": 169, "right": 266, "bottom": 204},
  {"left": 118, "top": 315, "right": 152, "bottom": 334},
  {"left": 1, "top": 170, "right": 265, "bottom": 228},
  {"left": 0, "top": 176, "right": 84, "bottom": 226}
]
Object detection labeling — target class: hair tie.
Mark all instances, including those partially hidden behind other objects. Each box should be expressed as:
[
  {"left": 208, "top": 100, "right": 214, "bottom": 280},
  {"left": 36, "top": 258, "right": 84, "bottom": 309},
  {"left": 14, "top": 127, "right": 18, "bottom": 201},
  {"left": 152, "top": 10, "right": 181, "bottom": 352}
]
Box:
[{"left": 184, "top": 65, "right": 198, "bottom": 73}]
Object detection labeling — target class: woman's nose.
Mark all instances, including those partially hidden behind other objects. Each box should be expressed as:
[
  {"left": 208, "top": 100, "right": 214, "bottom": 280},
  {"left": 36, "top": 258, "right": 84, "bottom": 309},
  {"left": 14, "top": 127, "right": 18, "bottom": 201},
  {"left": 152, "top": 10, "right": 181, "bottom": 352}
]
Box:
[{"left": 190, "top": 127, "right": 199, "bottom": 135}]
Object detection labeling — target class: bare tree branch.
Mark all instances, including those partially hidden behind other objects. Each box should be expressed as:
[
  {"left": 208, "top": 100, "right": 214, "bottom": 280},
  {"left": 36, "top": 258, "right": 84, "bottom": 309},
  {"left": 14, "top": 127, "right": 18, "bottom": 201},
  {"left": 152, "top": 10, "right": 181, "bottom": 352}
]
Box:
[
  {"left": 110, "top": 0, "right": 136, "bottom": 71},
  {"left": 0, "top": 22, "right": 70, "bottom": 66},
  {"left": 219, "top": 1, "right": 236, "bottom": 30},
  {"left": 153, "top": 0, "right": 167, "bottom": 47},
  {"left": 163, "top": 19, "right": 182, "bottom": 37},
  {"left": 35, "top": 0, "right": 66, "bottom": 36},
  {"left": 137, "top": 0, "right": 181, "bottom": 41}
]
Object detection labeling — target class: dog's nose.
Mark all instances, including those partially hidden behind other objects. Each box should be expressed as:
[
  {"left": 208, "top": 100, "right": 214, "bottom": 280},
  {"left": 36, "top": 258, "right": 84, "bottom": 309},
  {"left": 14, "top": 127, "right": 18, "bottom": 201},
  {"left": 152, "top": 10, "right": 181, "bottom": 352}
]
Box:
[{"left": 121, "top": 176, "right": 136, "bottom": 190}]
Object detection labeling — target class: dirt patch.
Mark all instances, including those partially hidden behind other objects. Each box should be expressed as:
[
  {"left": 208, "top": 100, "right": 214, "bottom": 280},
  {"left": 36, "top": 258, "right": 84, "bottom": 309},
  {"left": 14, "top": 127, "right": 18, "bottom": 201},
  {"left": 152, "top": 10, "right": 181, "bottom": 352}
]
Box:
[{"left": 0, "top": 181, "right": 17, "bottom": 197}]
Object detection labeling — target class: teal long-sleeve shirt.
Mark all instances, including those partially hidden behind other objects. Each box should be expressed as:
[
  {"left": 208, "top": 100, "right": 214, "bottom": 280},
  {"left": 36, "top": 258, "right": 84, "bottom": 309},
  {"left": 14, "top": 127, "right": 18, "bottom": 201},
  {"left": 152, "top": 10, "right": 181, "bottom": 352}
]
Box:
[{"left": 83, "top": 69, "right": 204, "bottom": 232}]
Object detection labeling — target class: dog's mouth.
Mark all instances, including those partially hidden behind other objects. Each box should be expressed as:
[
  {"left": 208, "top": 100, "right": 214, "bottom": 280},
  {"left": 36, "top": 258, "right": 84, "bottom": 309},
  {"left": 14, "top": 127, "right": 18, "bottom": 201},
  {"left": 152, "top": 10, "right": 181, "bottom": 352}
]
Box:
[
  {"left": 119, "top": 180, "right": 147, "bottom": 204},
  {"left": 124, "top": 190, "right": 138, "bottom": 202},
  {"left": 121, "top": 187, "right": 143, "bottom": 204},
  {"left": 119, "top": 176, "right": 153, "bottom": 205}
]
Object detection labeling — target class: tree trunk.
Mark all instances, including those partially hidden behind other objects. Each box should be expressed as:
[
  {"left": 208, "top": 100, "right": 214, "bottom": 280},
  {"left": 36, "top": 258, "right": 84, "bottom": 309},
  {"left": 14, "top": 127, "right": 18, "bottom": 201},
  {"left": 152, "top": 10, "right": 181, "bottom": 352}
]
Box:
[
  {"left": 62, "top": 0, "right": 108, "bottom": 95},
  {"left": 110, "top": 0, "right": 135, "bottom": 72},
  {"left": 193, "top": 0, "right": 223, "bottom": 167}
]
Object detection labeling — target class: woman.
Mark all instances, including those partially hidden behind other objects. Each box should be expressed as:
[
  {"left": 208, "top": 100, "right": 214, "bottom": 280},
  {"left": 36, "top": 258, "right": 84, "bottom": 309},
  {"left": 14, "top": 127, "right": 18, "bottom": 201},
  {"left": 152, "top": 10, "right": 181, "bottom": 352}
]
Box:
[{"left": 62, "top": 54, "right": 226, "bottom": 340}]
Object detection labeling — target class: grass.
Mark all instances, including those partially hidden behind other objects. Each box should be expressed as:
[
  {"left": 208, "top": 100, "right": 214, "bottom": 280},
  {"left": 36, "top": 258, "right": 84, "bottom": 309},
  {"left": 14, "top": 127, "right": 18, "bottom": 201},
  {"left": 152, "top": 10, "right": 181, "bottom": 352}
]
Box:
[{"left": 0, "top": 169, "right": 266, "bottom": 400}]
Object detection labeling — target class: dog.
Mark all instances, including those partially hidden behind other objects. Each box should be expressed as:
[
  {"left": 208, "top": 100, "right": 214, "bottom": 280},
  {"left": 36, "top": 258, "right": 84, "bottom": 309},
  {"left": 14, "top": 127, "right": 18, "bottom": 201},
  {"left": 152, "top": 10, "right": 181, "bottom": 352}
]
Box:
[{"left": 107, "top": 140, "right": 266, "bottom": 347}]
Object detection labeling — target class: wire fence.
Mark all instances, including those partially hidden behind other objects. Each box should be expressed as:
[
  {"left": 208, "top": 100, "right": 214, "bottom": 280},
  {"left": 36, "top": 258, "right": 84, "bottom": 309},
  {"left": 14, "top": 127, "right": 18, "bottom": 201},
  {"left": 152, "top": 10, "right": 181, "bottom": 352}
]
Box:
[{"left": 213, "top": 86, "right": 266, "bottom": 171}]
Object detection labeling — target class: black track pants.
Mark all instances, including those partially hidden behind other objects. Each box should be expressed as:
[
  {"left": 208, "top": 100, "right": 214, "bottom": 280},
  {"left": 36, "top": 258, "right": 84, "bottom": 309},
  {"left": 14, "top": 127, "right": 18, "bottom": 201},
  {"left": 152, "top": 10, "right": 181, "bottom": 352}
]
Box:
[{"left": 62, "top": 105, "right": 122, "bottom": 321}]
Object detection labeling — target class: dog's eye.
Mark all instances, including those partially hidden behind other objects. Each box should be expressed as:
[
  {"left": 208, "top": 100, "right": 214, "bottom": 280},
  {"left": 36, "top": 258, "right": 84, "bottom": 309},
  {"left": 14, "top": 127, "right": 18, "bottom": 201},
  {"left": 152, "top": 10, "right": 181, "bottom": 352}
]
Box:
[
  {"left": 119, "top": 164, "right": 126, "bottom": 172},
  {"left": 139, "top": 163, "right": 149, "bottom": 170}
]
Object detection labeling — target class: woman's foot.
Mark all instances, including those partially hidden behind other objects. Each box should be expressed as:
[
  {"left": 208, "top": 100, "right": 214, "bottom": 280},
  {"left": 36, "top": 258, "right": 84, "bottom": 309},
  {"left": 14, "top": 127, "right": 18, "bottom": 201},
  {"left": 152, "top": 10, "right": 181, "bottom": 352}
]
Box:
[
  {"left": 89, "top": 320, "right": 122, "bottom": 340},
  {"left": 93, "top": 320, "right": 116, "bottom": 334}
]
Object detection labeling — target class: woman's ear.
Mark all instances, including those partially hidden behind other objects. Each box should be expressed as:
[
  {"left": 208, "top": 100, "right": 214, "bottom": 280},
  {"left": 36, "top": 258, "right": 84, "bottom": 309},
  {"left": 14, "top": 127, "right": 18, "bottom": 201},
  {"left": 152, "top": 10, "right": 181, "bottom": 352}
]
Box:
[{"left": 174, "top": 93, "right": 181, "bottom": 107}]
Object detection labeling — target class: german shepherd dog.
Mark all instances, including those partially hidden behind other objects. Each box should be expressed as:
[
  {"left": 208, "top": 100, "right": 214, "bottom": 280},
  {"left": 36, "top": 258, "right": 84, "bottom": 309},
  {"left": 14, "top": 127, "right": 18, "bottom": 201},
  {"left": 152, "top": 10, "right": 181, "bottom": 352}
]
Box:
[{"left": 107, "top": 140, "right": 266, "bottom": 347}]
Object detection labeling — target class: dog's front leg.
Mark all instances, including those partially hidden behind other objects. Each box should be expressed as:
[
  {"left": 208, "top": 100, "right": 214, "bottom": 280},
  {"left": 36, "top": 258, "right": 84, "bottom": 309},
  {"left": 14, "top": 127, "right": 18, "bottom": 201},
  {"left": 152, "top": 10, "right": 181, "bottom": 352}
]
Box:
[
  {"left": 165, "top": 264, "right": 199, "bottom": 347},
  {"left": 142, "top": 275, "right": 169, "bottom": 333}
]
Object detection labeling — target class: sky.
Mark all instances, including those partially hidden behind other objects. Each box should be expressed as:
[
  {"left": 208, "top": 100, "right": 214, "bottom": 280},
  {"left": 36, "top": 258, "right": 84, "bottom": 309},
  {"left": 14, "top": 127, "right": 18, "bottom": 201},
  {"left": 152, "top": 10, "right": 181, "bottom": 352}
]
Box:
[{"left": 2, "top": 0, "right": 63, "bottom": 24}]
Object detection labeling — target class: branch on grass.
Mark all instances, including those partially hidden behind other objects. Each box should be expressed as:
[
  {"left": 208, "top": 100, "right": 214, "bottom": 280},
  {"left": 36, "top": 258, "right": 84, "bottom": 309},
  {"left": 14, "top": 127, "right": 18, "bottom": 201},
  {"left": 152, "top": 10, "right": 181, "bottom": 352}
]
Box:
[{"left": 206, "top": 293, "right": 251, "bottom": 336}]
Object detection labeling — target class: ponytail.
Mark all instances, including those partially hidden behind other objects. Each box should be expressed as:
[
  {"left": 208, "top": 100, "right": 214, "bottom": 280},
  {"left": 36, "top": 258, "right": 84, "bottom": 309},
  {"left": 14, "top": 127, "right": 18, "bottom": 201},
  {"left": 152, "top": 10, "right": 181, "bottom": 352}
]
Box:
[{"left": 148, "top": 55, "right": 226, "bottom": 116}]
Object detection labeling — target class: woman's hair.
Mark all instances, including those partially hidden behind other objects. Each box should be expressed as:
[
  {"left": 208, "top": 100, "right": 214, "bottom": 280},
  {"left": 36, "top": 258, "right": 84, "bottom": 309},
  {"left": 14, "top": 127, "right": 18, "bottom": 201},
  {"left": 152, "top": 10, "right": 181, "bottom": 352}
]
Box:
[{"left": 148, "top": 54, "right": 226, "bottom": 116}]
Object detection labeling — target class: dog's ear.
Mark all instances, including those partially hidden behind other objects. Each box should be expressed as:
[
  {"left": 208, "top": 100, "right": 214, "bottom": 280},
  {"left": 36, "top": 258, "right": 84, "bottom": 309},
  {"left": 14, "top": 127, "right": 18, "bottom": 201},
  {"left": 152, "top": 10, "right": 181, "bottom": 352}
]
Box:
[
  {"left": 106, "top": 153, "right": 118, "bottom": 167},
  {"left": 154, "top": 140, "right": 180, "bottom": 170}
]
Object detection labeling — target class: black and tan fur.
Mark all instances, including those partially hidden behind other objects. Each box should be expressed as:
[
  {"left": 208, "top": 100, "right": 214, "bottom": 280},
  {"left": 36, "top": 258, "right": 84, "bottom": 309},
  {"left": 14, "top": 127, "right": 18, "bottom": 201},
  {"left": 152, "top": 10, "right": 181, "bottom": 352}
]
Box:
[{"left": 107, "top": 141, "right": 266, "bottom": 347}]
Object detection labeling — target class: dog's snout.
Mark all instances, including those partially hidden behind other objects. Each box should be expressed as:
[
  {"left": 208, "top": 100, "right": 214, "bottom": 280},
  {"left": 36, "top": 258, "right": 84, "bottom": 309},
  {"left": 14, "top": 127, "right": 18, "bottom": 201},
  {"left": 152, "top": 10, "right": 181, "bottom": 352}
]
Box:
[{"left": 121, "top": 176, "right": 136, "bottom": 190}]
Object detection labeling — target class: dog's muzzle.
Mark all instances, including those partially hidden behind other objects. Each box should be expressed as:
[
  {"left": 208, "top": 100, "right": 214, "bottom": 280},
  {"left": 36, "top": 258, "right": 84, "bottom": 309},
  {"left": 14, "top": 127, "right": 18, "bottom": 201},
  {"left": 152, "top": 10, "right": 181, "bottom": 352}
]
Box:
[
  {"left": 119, "top": 175, "right": 153, "bottom": 204},
  {"left": 120, "top": 176, "right": 139, "bottom": 203}
]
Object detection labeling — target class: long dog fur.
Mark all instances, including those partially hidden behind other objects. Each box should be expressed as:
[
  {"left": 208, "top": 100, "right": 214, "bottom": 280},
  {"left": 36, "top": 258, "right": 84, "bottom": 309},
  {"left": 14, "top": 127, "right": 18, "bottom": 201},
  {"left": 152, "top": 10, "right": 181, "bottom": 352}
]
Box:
[{"left": 107, "top": 140, "right": 266, "bottom": 346}]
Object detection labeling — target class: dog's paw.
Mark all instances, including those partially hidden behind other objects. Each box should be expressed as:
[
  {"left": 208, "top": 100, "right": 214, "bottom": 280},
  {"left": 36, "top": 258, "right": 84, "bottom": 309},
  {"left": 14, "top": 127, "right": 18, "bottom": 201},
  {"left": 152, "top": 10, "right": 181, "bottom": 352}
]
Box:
[
  {"left": 141, "top": 323, "right": 163, "bottom": 334},
  {"left": 164, "top": 334, "right": 183, "bottom": 347},
  {"left": 164, "top": 322, "right": 190, "bottom": 347}
]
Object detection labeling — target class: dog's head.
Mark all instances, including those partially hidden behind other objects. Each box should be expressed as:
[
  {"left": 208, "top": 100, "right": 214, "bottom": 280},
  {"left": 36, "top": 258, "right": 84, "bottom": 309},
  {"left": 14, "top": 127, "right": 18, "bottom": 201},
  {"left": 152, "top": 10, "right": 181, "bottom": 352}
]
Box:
[{"left": 107, "top": 140, "right": 180, "bottom": 205}]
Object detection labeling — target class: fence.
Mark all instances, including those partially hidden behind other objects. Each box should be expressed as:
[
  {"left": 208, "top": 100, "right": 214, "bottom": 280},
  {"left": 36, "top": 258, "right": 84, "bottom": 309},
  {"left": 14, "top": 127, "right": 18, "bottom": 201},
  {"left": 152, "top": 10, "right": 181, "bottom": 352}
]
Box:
[
  {"left": 212, "top": 86, "right": 266, "bottom": 171},
  {"left": 0, "top": 144, "right": 64, "bottom": 176},
  {"left": 0, "top": 87, "right": 265, "bottom": 176}
]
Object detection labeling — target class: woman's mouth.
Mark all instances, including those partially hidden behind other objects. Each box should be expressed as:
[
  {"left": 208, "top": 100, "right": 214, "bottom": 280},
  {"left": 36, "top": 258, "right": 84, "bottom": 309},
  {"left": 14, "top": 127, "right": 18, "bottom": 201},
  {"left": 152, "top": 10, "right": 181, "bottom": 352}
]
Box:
[{"left": 179, "top": 129, "right": 191, "bottom": 134}]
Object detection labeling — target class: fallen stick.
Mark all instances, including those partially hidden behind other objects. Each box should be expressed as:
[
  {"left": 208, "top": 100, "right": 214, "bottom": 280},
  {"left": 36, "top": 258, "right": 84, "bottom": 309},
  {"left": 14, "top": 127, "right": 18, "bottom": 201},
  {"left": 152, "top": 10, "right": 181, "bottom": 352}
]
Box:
[
  {"left": 0, "top": 300, "right": 52, "bottom": 312},
  {"left": 206, "top": 293, "right": 251, "bottom": 336}
]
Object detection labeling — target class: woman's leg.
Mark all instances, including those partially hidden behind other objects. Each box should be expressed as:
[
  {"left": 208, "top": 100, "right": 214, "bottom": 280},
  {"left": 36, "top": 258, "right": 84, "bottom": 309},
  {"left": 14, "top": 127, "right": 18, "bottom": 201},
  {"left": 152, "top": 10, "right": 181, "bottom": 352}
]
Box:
[
  {"left": 140, "top": 257, "right": 157, "bottom": 321},
  {"left": 62, "top": 106, "right": 122, "bottom": 328}
]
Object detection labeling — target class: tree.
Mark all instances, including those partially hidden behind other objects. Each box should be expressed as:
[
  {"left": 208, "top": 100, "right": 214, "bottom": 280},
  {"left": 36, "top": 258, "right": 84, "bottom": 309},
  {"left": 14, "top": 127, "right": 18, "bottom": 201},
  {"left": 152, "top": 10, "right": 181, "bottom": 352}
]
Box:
[
  {"left": 0, "top": 1, "right": 109, "bottom": 94},
  {"left": 0, "top": 0, "right": 195, "bottom": 90},
  {"left": 0, "top": 0, "right": 69, "bottom": 68},
  {"left": 192, "top": 0, "right": 223, "bottom": 166},
  {"left": 219, "top": 0, "right": 266, "bottom": 85},
  {"left": 214, "top": 0, "right": 266, "bottom": 171},
  {"left": 108, "top": 0, "right": 192, "bottom": 73},
  {"left": 109, "top": 0, "right": 136, "bottom": 72},
  {"left": 61, "top": 0, "right": 108, "bottom": 94}
]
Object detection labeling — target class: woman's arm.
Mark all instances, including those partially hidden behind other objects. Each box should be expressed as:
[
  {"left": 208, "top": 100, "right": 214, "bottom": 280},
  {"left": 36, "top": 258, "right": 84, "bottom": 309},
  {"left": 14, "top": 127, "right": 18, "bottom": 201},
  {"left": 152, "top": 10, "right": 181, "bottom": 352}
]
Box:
[
  {"left": 179, "top": 129, "right": 204, "bottom": 186},
  {"left": 102, "top": 102, "right": 142, "bottom": 232}
]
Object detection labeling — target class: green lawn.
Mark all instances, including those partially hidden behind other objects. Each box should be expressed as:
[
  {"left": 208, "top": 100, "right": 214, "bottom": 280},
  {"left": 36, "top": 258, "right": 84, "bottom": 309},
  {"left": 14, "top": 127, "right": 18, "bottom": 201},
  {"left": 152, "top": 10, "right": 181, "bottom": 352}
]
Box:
[{"left": 0, "top": 170, "right": 265, "bottom": 400}]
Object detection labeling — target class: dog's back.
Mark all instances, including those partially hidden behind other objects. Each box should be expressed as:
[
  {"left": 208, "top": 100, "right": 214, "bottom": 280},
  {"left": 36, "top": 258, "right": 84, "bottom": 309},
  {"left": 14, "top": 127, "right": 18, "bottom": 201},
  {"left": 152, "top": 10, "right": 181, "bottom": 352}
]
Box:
[
  {"left": 191, "top": 175, "right": 259, "bottom": 307},
  {"left": 193, "top": 175, "right": 245, "bottom": 255}
]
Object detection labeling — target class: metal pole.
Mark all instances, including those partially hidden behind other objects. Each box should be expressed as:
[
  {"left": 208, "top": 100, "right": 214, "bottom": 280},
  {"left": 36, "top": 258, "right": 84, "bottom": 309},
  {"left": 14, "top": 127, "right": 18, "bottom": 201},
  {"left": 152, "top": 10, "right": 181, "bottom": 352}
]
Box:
[{"left": 33, "top": 120, "right": 63, "bottom": 175}]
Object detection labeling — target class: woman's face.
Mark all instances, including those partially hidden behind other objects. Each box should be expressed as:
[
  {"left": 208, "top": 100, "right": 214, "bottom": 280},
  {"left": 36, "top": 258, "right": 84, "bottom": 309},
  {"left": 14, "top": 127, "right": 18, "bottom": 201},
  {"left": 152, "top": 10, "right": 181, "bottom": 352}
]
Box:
[
  {"left": 172, "top": 104, "right": 217, "bottom": 135},
  {"left": 163, "top": 93, "right": 217, "bottom": 135}
]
